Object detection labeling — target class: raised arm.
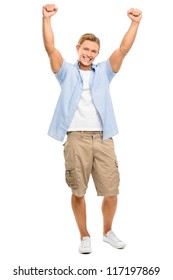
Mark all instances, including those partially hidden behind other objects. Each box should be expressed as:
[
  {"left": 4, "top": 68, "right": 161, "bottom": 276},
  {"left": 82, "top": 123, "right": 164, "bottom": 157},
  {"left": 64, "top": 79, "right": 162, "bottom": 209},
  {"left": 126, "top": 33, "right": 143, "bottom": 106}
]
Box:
[
  {"left": 42, "top": 4, "right": 63, "bottom": 73},
  {"left": 110, "top": 8, "right": 142, "bottom": 73}
]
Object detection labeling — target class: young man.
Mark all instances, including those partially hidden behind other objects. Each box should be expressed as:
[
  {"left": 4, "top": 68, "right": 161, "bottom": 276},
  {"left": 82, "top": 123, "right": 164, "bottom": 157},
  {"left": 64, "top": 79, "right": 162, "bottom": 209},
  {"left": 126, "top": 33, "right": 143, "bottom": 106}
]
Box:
[{"left": 42, "top": 4, "right": 142, "bottom": 254}]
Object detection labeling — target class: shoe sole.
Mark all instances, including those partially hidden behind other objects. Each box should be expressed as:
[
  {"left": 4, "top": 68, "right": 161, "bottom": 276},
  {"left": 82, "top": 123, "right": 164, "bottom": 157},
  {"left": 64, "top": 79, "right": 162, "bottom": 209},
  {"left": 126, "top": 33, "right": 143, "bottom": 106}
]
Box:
[{"left": 79, "top": 249, "right": 92, "bottom": 254}]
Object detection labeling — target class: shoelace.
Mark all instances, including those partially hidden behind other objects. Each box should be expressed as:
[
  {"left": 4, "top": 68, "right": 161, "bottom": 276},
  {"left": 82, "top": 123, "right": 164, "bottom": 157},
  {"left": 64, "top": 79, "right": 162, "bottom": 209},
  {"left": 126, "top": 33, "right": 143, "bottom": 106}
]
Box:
[
  {"left": 108, "top": 231, "right": 120, "bottom": 242},
  {"left": 82, "top": 238, "right": 90, "bottom": 247}
]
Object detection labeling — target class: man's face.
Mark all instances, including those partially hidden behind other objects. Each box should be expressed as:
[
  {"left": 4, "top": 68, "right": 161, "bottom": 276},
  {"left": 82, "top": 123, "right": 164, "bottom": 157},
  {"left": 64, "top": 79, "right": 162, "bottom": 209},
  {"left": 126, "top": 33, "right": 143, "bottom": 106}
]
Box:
[{"left": 76, "top": 40, "right": 99, "bottom": 70}]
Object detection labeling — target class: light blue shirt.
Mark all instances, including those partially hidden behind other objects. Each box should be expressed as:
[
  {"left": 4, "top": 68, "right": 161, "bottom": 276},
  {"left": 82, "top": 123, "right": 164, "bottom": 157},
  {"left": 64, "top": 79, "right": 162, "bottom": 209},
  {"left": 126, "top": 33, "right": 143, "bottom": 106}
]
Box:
[{"left": 48, "top": 59, "right": 119, "bottom": 142}]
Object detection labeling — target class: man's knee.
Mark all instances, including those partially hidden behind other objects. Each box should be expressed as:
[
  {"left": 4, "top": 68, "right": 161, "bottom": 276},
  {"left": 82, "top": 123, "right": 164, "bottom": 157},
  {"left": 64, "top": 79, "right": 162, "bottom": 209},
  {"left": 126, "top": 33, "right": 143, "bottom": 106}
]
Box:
[
  {"left": 104, "top": 195, "right": 117, "bottom": 203},
  {"left": 72, "top": 194, "right": 85, "bottom": 204}
]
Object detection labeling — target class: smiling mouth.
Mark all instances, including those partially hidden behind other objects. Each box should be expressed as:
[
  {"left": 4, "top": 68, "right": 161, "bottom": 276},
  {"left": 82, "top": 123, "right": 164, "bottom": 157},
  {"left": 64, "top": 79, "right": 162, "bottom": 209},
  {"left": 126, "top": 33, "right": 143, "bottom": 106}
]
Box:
[{"left": 83, "top": 55, "right": 92, "bottom": 62}]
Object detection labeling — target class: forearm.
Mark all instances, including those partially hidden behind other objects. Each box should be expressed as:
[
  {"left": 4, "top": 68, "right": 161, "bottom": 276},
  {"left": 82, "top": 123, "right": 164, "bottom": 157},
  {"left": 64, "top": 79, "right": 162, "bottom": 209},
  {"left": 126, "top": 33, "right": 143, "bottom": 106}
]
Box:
[
  {"left": 120, "top": 21, "right": 140, "bottom": 56},
  {"left": 42, "top": 17, "right": 55, "bottom": 54}
]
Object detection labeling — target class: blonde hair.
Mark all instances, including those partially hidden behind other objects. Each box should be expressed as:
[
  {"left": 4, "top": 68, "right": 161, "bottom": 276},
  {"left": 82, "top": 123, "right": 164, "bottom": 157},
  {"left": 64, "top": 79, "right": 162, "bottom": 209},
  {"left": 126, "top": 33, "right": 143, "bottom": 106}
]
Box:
[{"left": 77, "top": 33, "right": 100, "bottom": 49}]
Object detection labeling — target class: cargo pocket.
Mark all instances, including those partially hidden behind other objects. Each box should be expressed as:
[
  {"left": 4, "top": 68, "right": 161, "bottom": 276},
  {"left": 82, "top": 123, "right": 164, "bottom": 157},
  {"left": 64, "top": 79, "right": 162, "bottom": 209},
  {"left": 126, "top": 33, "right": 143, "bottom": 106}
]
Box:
[{"left": 65, "top": 163, "right": 78, "bottom": 190}]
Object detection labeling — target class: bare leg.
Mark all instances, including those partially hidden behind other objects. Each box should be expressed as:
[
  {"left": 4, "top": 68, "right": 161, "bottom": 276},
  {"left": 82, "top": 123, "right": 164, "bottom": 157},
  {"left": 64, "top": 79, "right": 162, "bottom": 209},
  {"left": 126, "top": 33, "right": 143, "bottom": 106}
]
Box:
[
  {"left": 102, "top": 195, "right": 118, "bottom": 235},
  {"left": 71, "top": 194, "right": 90, "bottom": 240}
]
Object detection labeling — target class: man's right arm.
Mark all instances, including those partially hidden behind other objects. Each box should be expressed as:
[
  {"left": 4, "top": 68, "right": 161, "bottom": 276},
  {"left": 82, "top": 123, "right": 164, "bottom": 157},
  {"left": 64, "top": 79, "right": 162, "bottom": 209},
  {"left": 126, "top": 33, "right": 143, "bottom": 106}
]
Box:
[{"left": 42, "top": 4, "right": 63, "bottom": 73}]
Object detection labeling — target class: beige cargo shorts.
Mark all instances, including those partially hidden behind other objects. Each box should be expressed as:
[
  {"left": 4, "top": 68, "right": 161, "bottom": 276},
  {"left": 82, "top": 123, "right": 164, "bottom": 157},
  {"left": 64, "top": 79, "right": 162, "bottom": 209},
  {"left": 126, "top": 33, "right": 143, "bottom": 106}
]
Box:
[{"left": 63, "top": 131, "right": 120, "bottom": 197}]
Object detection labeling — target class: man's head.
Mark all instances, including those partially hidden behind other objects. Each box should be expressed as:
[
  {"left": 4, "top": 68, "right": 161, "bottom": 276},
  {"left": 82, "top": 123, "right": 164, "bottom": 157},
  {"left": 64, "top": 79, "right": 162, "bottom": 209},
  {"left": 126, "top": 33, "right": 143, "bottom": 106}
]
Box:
[{"left": 76, "top": 33, "right": 100, "bottom": 70}]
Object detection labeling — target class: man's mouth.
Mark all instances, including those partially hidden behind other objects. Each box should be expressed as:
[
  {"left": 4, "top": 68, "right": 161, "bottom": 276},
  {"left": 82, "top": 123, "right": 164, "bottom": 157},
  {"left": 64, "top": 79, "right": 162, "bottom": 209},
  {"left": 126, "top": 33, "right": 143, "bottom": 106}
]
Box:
[{"left": 83, "top": 55, "right": 92, "bottom": 62}]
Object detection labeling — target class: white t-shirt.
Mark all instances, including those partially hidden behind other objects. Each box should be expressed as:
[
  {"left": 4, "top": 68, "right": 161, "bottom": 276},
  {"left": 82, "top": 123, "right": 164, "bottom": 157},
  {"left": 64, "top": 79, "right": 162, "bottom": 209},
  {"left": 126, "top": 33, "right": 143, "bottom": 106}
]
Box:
[{"left": 68, "top": 70, "right": 103, "bottom": 131}]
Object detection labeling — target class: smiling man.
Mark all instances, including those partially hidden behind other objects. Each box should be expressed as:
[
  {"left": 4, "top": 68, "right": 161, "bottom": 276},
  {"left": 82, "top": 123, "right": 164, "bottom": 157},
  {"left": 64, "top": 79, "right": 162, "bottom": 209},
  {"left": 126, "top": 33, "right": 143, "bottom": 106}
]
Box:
[
  {"left": 42, "top": 4, "right": 142, "bottom": 254},
  {"left": 76, "top": 37, "right": 100, "bottom": 70}
]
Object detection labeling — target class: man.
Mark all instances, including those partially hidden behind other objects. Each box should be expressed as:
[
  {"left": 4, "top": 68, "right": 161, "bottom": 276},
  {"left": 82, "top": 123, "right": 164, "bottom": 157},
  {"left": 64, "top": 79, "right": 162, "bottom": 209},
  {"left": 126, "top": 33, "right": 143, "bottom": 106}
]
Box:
[{"left": 42, "top": 4, "right": 142, "bottom": 254}]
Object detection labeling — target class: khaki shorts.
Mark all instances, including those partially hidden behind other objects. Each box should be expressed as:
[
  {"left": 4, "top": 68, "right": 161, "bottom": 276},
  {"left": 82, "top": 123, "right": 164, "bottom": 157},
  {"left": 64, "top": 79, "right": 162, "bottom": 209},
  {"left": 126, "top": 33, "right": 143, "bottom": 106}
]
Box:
[{"left": 63, "top": 131, "right": 120, "bottom": 197}]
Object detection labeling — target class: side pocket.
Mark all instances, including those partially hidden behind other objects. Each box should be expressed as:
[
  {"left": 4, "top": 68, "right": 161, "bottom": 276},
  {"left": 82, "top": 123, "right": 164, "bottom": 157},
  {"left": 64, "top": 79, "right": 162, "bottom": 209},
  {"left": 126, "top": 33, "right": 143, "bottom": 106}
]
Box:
[
  {"left": 115, "top": 159, "right": 120, "bottom": 186},
  {"left": 65, "top": 163, "right": 78, "bottom": 190},
  {"left": 115, "top": 158, "right": 119, "bottom": 168}
]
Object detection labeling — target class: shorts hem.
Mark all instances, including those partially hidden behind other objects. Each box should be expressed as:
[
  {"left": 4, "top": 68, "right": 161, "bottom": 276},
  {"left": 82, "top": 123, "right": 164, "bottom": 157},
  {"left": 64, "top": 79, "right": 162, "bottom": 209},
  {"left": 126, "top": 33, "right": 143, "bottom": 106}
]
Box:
[
  {"left": 72, "top": 189, "right": 86, "bottom": 197},
  {"left": 97, "top": 191, "right": 119, "bottom": 197}
]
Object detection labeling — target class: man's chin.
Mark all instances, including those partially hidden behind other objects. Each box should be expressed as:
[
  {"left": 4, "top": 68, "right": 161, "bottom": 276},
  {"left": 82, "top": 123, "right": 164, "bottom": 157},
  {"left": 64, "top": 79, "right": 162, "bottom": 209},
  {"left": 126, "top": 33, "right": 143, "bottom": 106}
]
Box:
[
  {"left": 82, "top": 62, "right": 92, "bottom": 66},
  {"left": 79, "top": 61, "right": 92, "bottom": 70}
]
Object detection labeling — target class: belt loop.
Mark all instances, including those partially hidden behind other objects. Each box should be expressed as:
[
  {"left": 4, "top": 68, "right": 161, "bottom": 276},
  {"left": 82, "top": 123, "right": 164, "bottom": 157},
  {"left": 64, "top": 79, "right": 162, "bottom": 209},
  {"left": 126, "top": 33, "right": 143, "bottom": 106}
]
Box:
[{"left": 81, "top": 131, "right": 84, "bottom": 138}]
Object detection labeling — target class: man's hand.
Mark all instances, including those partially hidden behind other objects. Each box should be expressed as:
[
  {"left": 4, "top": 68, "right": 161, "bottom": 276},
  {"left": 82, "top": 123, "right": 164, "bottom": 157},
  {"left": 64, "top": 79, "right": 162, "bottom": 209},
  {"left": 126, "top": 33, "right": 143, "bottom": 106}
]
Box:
[
  {"left": 127, "top": 8, "right": 142, "bottom": 23},
  {"left": 42, "top": 4, "right": 58, "bottom": 18}
]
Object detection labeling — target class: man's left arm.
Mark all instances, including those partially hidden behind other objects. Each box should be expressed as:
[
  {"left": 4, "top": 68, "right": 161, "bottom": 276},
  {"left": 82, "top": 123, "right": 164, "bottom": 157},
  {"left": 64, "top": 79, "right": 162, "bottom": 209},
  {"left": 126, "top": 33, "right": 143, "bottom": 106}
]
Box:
[{"left": 110, "top": 8, "right": 142, "bottom": 73}]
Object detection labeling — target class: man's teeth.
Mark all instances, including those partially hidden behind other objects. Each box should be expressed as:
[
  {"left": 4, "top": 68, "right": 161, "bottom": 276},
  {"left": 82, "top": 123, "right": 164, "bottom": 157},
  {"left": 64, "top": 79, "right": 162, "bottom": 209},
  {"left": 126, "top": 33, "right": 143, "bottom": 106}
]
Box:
[{"left": 83, "top": 56, "right": 90, "bottom": 61}]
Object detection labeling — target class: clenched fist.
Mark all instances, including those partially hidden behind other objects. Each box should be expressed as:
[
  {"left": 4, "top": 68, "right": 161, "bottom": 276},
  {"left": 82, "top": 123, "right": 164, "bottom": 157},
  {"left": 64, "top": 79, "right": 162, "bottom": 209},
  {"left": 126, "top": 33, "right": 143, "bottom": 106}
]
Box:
[
  {"left": 42, "top": 4, "right": 58, "bottom": 18},
  {"left": 127, "top": 8, "right": 142, "bottom": 23}
]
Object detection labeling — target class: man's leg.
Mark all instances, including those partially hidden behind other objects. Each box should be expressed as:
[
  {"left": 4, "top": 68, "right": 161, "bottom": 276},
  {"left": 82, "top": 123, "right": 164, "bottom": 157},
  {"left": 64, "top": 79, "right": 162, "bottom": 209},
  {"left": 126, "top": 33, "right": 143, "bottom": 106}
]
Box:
[
  {"left": 102, "top": 195, "right": 117, "bottom": 235},
  {"left": 102, "top": 195, "right": 126, "bottom": 248},
  {"left": 71, "top": 194, "right": 90, "bottom": 239}
]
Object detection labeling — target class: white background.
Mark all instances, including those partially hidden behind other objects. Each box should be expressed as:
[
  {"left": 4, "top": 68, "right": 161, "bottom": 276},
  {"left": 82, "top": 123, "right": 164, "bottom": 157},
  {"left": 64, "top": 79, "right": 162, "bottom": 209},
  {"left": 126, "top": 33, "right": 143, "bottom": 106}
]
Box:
[{"left": 0, "top": 0, "right": 173, "bottom": 279}]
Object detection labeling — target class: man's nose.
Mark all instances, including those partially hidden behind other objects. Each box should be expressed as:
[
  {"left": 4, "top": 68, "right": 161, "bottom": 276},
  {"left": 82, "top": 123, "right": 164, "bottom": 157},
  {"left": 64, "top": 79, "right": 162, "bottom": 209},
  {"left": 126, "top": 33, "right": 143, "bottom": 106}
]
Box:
[{"left": 86, "top": 50, "right": 91, "bottom": 56}]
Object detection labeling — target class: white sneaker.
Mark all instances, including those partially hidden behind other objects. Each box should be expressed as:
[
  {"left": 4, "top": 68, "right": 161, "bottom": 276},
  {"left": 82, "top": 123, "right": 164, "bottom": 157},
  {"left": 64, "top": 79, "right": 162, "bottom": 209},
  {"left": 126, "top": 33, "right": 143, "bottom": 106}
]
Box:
[
  {"left": 103, "top": 230, "right": 126, "bottom": 249},
  {"left": 79, "top": 236, "right": 92, "bottom": 254}
]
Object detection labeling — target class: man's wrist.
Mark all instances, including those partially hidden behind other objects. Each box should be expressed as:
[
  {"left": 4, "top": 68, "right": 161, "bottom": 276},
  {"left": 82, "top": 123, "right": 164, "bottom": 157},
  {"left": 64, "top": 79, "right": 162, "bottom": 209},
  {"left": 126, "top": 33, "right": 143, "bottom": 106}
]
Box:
[
  {"left": 42, "top": 16, "right": 51, "bottom": 21},
  {"left": 131, "top": 20, "right": 141, "bottom": 27}
]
